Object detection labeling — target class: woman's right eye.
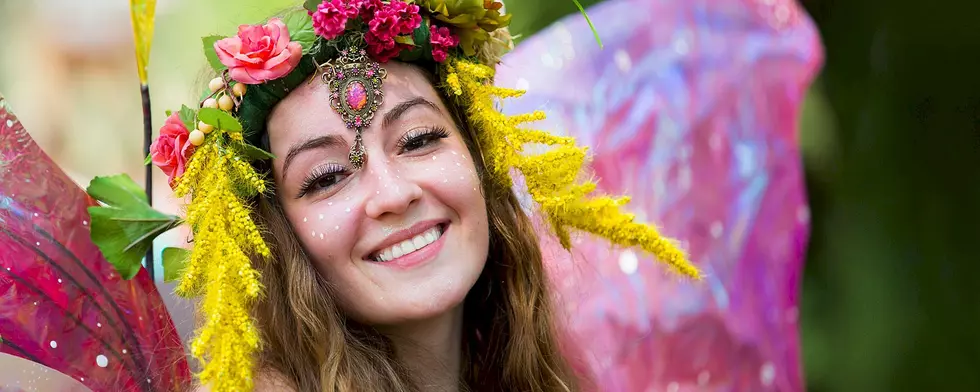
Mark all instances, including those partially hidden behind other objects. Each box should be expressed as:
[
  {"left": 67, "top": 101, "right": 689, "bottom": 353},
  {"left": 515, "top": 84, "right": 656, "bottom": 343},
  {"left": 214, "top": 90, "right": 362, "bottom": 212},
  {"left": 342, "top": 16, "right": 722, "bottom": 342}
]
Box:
[{"left": 297, "top": 166, "right": 349, "bottom": 198}]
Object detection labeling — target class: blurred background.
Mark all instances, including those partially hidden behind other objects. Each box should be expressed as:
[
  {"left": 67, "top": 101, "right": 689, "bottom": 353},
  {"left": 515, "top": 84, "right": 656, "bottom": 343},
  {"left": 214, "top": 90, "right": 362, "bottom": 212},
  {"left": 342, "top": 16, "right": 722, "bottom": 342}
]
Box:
[{"left": 0, "top": 0, "right": 977, "bottom": 391}]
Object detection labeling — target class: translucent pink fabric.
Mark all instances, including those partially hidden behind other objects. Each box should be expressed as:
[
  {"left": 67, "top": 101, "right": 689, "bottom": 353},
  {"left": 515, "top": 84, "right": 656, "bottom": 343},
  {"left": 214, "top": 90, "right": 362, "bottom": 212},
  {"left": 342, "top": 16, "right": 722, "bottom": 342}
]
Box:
[
  {"left": 0, "top": 95, "right": 191, "bottom": 391},
  {"left": 496, "top": 0, "right": 822, "bottom": 390}
]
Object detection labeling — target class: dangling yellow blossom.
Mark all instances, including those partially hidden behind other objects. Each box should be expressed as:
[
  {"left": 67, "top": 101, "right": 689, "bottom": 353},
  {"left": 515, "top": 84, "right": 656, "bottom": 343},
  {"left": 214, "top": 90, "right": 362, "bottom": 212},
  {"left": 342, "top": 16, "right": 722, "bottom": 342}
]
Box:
[
  {"left": 443, "top": 58, "right": 701, "bottom": 279},
  {"left": 173, "top": 128, "right": 270, "bottom": 392}
]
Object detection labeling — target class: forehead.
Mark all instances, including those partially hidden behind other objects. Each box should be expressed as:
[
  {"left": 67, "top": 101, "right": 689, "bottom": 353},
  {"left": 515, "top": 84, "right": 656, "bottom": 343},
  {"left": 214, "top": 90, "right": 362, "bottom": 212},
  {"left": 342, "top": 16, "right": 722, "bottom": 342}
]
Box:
[{"left": 266, "top": 62, "right": 440, "bottom": 143}]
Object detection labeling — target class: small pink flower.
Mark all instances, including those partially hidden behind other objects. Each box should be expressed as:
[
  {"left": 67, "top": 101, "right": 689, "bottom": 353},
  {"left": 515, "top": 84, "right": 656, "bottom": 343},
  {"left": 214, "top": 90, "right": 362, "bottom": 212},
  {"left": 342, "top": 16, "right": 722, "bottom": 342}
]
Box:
[
  {"left": 214, "top": 18, "right": 303, "bottom": 84},
  {"left": 368, "top": 5, "right": 399, "bottom": 42},
  {"left": 312, "top": 0, "right": 358, "bottom": 40},
  {"left": 388, "top": 1, "right": 422, "bottom": 35},
  {"left": 429, "top": 25, "right": 460, "bottom": 63},
  {"left": 365, "top": 32, "right": 410, "bottom": 63},
  {"left": 358, "top": 0, "right": 382, "bottom": 22},
  {"left": 150, "top": 113, "right": 195, "bottom": 187}
]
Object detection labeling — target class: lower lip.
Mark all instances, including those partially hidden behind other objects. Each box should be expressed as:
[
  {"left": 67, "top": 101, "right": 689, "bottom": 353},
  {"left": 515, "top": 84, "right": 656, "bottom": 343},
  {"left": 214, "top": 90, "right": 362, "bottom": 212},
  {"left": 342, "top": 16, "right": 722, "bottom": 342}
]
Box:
[{"left": 372, "top": 225, "right": 448, "bottom": 270}]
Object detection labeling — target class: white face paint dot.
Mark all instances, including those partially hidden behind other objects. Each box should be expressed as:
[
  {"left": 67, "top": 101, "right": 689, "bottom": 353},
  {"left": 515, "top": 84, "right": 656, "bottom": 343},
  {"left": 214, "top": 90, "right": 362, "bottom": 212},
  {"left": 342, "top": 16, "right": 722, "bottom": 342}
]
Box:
[
  {"left": 49, "top": 341, "right": 57, "bottom": 349},
  {"left": 345, "top": 207, "right": 351, "bottom": 213},
  {"left": 618, "top": 250, "right": 638, "bottom": 274},
  {"left": 327, "top": 202, "right": 333, "bottom": 206},
  {"left": 303, "top": 217, "right": 308, "bottom": 222},
  {"left": 319, "top": 233, "right": 324, "bottom": 239},
  {"left": 334, "top": 225, "right": 340, "bottom": 230},
  {"left": 312, "top": 231, "right": 316, "bottom": 237},
  {"left": 318, "top": 214, "right": 323, "bottom": 220},
  {"left": 432, "top": 156, "right": 437, "bottom": 160},
  {"left": 96, "top": 355, "right": 108, "bottom": 368}
]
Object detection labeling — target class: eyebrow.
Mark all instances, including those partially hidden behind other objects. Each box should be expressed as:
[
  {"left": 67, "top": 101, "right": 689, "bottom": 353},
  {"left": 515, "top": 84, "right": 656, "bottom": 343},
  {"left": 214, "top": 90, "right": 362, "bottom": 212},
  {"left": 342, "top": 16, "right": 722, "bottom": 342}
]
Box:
[
  {"left": 282, "top": 134, "right": 345, "bottom": 177},
  {"left": 382, "top": 97, "right": 439, "bottom": 130}
]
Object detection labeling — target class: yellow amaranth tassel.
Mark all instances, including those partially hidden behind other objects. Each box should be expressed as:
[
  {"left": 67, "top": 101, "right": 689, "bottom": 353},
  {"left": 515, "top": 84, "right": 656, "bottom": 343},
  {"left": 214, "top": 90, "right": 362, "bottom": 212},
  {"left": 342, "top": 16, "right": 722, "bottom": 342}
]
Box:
[
  {"left": 173, "top": 130, "right": 270, "bottom": 392},
  {"left": 444, "top": 58, "right": 701, "bottom": 279}
]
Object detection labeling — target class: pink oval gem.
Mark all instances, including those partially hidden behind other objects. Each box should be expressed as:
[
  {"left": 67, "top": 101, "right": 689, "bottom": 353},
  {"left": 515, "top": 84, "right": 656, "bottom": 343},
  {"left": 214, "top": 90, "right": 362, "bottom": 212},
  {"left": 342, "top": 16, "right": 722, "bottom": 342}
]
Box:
[{"left": 345, "top": 81, "right": 368, "bottom": 112}]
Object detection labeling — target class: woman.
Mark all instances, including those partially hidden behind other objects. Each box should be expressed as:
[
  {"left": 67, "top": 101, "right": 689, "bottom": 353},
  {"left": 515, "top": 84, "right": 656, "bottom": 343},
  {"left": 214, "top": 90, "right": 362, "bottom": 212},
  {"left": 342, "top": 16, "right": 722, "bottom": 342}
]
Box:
[{"left": 133, "top": 1, "right": 699, "bottom": 390}]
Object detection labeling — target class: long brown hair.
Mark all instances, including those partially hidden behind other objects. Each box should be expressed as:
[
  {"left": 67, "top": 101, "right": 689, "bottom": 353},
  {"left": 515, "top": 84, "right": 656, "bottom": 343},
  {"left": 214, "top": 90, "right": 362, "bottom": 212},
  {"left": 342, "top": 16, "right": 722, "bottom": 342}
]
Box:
[{"left": 247, "top": 66, "right": 584, "bottom": 391}]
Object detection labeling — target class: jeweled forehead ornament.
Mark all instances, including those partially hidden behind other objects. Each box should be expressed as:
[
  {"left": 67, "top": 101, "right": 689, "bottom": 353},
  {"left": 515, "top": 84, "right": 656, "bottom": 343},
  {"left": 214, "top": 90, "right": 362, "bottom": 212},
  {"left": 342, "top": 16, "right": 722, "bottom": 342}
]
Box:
[{"left": 317, "top": 46, "right": 387, "bottom": 169}]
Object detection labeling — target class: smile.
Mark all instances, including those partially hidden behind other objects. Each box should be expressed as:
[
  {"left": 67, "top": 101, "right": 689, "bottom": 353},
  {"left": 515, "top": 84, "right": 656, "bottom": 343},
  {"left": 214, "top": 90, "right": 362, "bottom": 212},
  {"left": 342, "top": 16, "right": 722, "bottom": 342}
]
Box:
[{"left": 370, "top": 222, "right": 447, "bottom": 264}]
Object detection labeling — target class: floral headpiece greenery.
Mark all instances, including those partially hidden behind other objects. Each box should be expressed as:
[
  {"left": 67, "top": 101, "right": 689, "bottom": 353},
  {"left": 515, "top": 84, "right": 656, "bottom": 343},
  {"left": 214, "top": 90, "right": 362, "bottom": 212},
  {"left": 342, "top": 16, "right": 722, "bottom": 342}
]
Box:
[{"left": 87, "top": 1, "right": 700, "bottom": 390}]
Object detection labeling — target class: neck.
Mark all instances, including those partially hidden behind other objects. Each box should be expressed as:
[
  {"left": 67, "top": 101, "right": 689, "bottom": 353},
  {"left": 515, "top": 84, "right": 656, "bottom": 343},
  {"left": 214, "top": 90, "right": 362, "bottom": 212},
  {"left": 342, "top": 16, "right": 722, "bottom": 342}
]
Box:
[{"left": 379, "top": 306, "right": 464, "bottom": 392}]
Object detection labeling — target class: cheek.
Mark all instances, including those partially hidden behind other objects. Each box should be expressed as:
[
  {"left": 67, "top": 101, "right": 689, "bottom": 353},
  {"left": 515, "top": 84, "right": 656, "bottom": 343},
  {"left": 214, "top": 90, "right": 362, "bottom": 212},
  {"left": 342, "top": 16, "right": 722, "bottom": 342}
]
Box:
[
  {"left": 282, "top": 197, "right": 362, "bottom": 266},
  {"left": 420, "top": 148, "right": 483, "bottom": 198}
]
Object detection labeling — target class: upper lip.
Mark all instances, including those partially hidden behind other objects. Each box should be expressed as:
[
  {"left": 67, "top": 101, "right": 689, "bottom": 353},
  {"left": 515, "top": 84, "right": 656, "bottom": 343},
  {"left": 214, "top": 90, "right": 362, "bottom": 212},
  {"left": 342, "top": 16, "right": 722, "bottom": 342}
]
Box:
[{"left": 365, "top": 219, "right": 447, "bottom": 259}]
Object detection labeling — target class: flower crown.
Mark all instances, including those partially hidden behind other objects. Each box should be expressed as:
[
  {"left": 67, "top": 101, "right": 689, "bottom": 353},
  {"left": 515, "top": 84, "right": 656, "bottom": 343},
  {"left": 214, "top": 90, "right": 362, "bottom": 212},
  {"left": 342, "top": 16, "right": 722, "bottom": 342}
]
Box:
[{"left": 86, "top": 1, "right": 700, "bottom": 391}]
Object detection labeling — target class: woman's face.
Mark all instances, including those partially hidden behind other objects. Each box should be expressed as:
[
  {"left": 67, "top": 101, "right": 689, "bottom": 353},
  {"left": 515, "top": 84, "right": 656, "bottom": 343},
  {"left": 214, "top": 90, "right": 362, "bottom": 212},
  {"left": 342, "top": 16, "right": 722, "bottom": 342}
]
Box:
[{"left": 266, "top": 62, "right": 489, "bottom": 326}]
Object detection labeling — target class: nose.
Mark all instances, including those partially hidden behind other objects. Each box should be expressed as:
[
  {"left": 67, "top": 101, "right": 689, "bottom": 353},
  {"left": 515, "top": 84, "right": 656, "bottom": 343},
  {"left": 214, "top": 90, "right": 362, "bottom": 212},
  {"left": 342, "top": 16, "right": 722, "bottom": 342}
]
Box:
[{"left": 363, "top": 161, "right": 423, "bottom": 219}]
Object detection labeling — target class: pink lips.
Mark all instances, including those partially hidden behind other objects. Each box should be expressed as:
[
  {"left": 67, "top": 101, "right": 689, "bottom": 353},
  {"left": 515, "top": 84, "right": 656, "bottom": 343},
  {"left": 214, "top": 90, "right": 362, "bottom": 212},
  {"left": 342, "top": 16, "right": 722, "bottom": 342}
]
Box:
[{"left": 366, "top": 220, "right": 449, "bottom": 270}]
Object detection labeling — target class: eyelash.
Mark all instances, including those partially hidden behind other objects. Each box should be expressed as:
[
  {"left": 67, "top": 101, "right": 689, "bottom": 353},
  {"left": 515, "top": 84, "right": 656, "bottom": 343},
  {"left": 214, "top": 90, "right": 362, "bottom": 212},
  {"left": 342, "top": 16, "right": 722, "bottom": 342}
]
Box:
[
  {"left": 296, "top": 127, "right": 450, "bottom": 198},
  {"left": 395, "top": 126, "right": 450, "bottom": 153}
]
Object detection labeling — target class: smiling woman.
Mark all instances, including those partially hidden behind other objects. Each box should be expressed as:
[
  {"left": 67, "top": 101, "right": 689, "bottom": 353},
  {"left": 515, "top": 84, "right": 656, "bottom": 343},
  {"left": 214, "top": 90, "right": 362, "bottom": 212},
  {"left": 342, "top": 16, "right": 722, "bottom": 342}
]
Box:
[{"left": 83, "top": 1, "right": 698, "bottom": 391}]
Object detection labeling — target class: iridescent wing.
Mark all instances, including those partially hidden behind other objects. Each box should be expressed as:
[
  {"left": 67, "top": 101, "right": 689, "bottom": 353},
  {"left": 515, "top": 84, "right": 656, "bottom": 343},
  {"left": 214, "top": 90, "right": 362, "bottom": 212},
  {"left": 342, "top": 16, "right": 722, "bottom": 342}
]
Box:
[
  {"left": 0, "top": 94, "right": 191, "bottom": 391},
  {"left": 497, "top": 0, "right": 822, "bottom": 390}
]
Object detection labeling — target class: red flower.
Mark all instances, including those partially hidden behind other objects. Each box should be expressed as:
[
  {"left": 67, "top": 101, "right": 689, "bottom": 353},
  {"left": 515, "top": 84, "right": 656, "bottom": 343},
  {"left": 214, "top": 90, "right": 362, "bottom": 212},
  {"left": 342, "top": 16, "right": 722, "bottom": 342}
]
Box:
[
  {"left": 429, "top": 24, "right": 460, "bottom": 63},
  {"left": 150, "top": 113, "right": 195, "bottom": 187},
  {"left": 364, "top": 0, "right": 422, "bottom": 62},
  {"left": 312, "top": 0, "right": 359, "bottom": 40}
]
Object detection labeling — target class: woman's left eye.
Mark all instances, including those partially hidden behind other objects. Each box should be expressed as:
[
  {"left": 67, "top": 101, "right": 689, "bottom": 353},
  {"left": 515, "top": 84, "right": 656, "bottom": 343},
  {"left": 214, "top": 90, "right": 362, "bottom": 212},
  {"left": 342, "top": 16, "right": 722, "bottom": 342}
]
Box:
[{"left": 398, "top": 127, "right": 449, "bottom": 153}]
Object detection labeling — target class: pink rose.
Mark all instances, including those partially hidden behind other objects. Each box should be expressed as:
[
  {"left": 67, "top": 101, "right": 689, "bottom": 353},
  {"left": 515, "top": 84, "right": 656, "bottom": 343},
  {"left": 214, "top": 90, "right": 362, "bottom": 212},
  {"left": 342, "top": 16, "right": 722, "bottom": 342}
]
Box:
[
  {"left": 150, "top": 113, "right": 195, "bottom": 187},
  {"left": 214, "top": 18, "right": 303, "bottom": 84}
]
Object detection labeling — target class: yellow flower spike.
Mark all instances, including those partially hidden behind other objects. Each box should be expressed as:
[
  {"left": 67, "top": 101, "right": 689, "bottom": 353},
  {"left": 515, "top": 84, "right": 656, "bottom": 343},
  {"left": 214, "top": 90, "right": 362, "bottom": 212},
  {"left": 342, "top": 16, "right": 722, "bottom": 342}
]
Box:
[
  {"left": 171, "top": 130, "right": 269, "bottom": 392},
  {"left": 445, "top": 58, "right": 701, "bottom": 280}
]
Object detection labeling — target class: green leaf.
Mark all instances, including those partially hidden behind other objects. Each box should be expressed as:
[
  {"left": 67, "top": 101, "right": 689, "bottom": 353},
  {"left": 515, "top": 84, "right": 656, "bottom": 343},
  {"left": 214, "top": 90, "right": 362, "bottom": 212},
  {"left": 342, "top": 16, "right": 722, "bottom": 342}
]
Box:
[
  {"left": 282, "top": 10, "right": 317, "bottom": 53},
  {"left": 165, "top": 109, "right": 173, "bottom": 117},
  {"left": 144, "top": 152, "right": 152, "bottom": 166},
  {"left": 571, "top": 0, "right": 603, "bottom": 49},
  {"left": 239, "top": 143, "right": 276, "bottom": 161},
  {"left": 397, "top": 18, "right": 431, "bottom": 62},
  {"left": 197, "top": 108, "right": 242, "bottom": 132},
  {"left": 178, "top": 105, "right": 197, "bottom": 130},
  {"left": 162, "top": 247, "right": 191, "bottom": 282},
  {"left": 86, "top": 174, "right": 181, "bottom": 280},
  {"left": 303, "top": 0, "right": 320, "bottom": 13},
  {"left": 394, "top": 35, "right": 416, "bottom": 46},
  {"left": 203, "top": 35, "right": 226, "bottom": 73}
]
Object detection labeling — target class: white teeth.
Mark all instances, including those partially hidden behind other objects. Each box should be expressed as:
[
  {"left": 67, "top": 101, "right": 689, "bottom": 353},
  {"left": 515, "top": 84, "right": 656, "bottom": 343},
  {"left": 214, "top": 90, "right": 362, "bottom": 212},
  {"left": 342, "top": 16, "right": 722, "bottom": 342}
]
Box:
[{"left": 374, "top": 225, "right": 443, "bottom": 262}]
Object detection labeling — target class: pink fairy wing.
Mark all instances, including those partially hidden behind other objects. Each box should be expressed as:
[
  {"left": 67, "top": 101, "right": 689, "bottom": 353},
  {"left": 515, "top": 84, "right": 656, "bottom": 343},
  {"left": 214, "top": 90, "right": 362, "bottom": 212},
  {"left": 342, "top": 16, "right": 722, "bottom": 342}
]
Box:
[
  {"left": 0, "top": 94, "right": 191, "bottom": 391},
  {"left": 497, "top": 0, "right": 822, "bottom": 391}
]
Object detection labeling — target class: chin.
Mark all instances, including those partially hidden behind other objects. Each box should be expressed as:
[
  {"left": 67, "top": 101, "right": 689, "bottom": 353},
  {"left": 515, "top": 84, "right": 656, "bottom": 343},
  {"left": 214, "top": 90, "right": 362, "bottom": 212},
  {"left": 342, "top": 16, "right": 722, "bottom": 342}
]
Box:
[{"left": 347, "top": 227, "right": 488, "bottom": 326}]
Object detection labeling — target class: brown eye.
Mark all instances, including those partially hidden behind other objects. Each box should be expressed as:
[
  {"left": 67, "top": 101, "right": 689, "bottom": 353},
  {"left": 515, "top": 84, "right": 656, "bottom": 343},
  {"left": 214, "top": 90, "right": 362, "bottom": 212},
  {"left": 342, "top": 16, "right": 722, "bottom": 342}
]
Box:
[{"left": 396, "top": 127, "right": 449, "bottom": 153}]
